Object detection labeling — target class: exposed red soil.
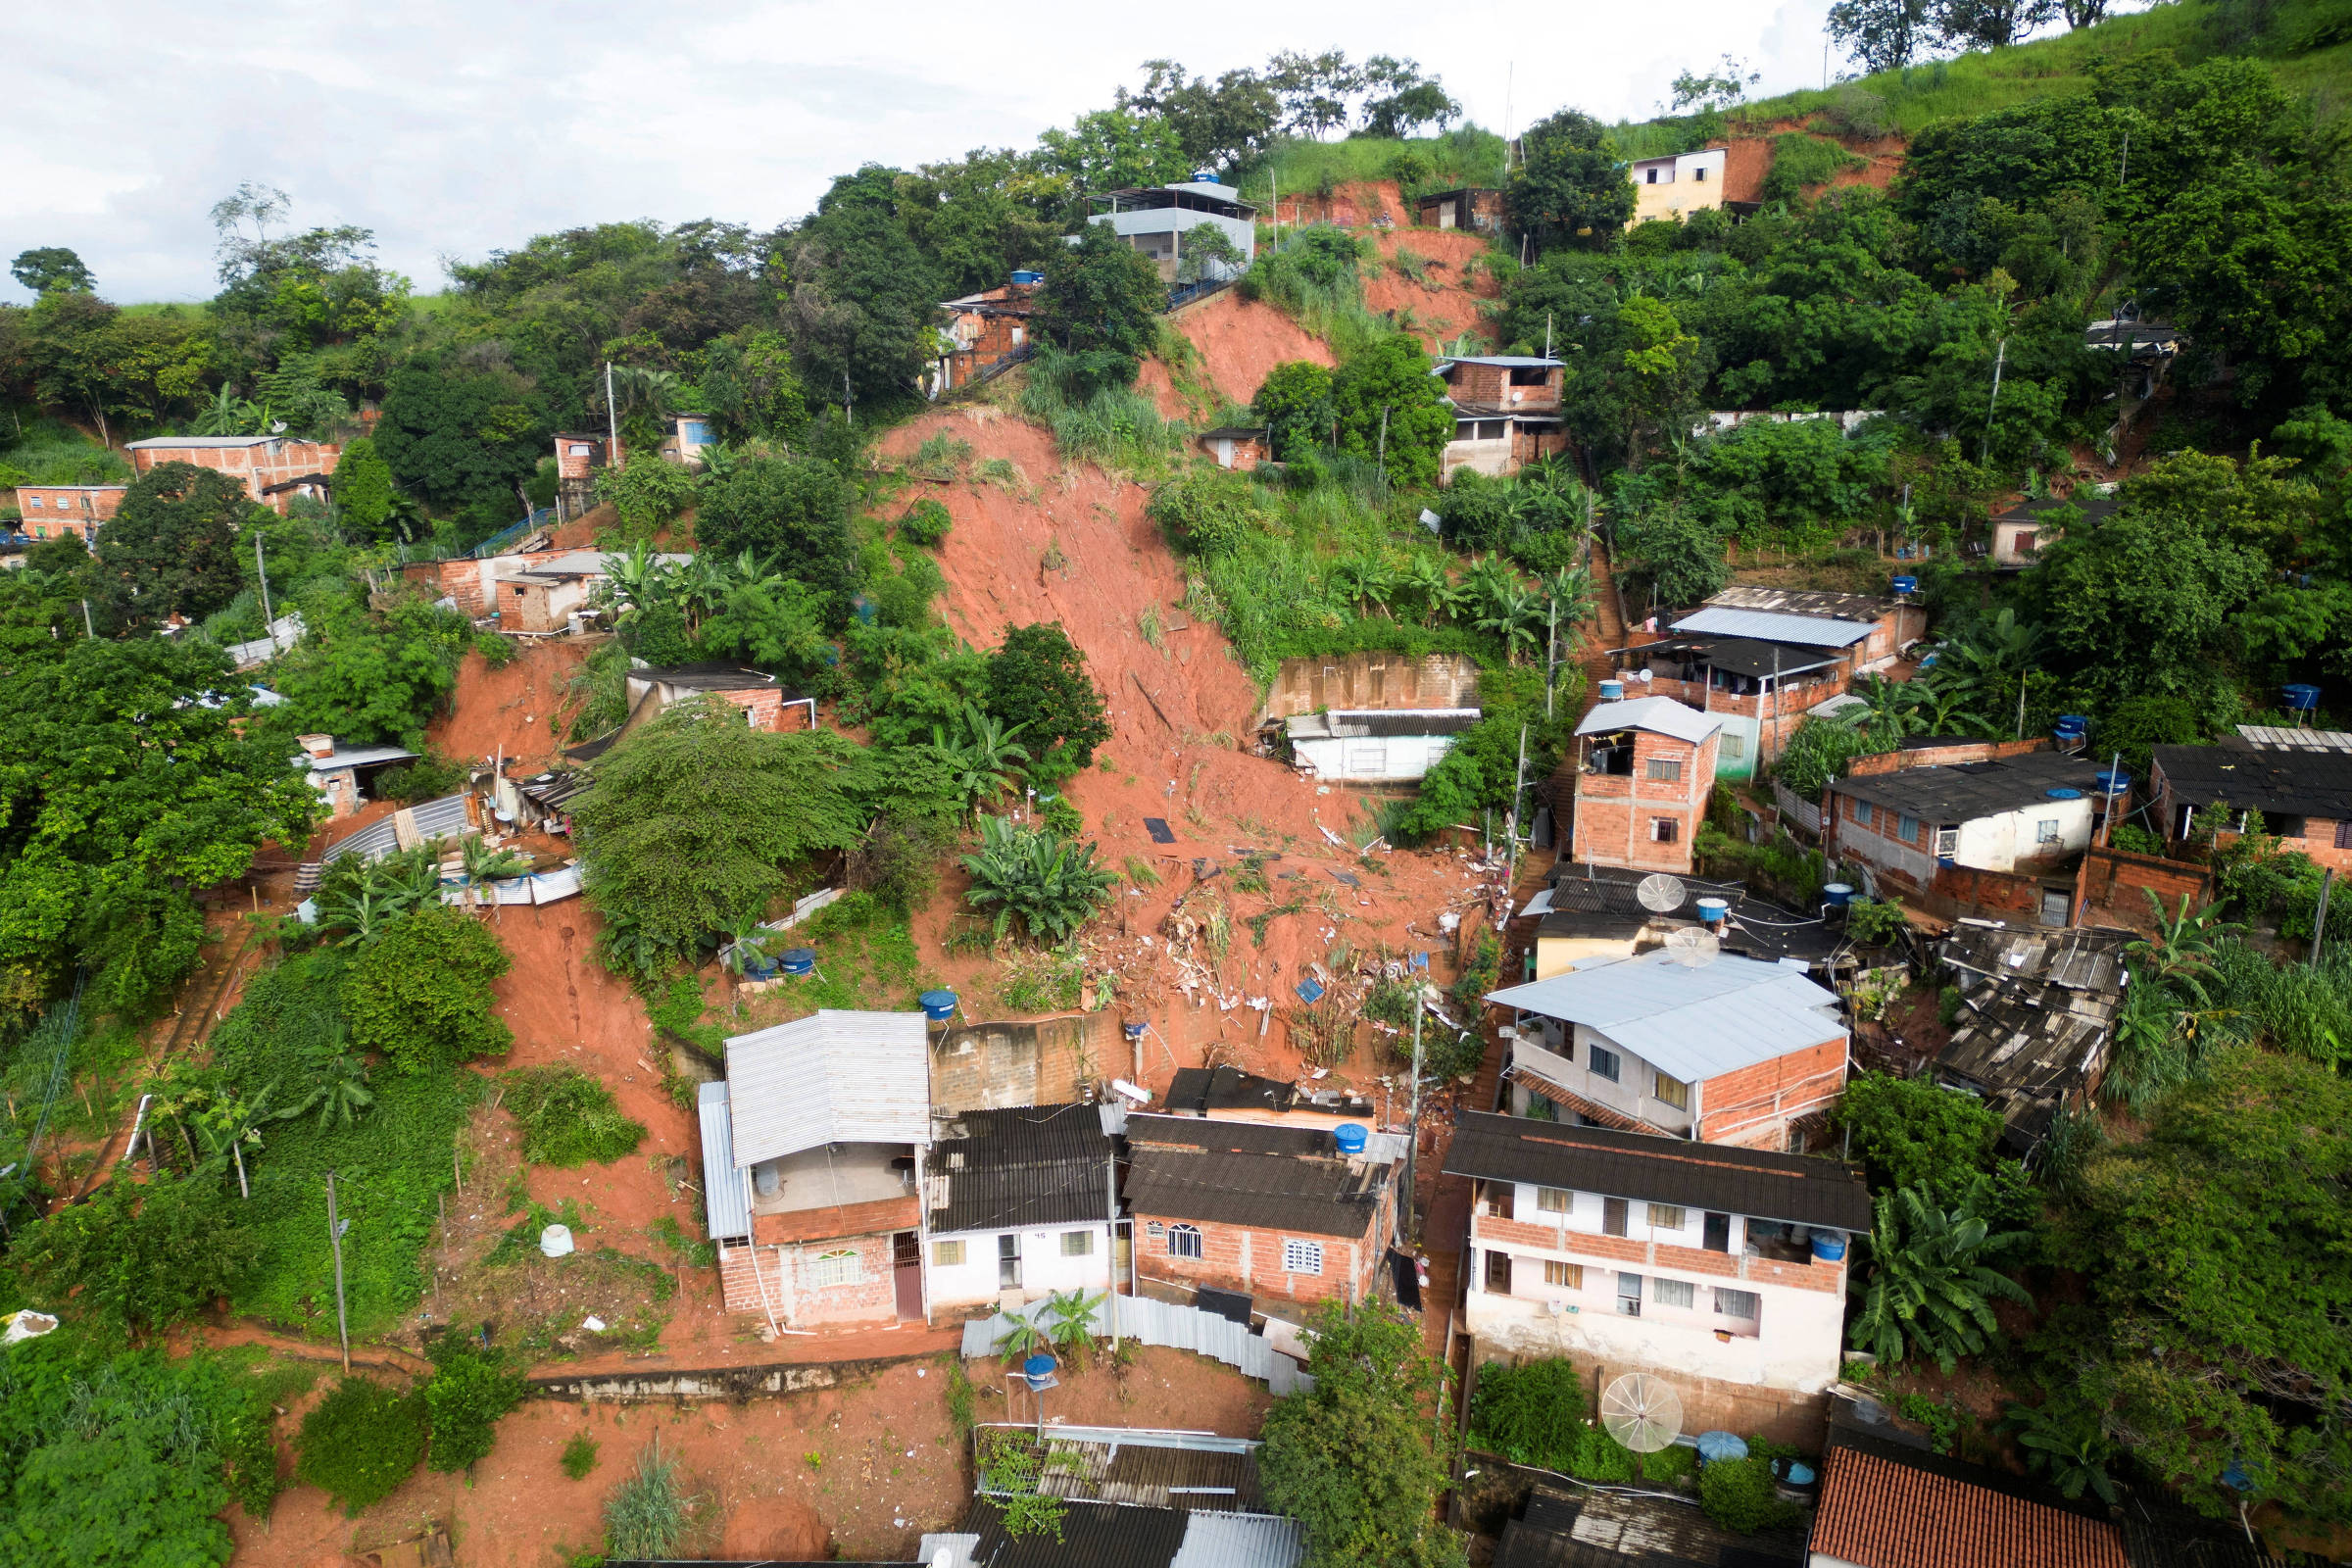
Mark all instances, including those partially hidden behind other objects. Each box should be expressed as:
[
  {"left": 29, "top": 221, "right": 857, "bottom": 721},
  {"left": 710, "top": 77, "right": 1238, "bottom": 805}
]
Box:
[
  {"left": 1160, "top": 288, "right": 1336, "bottom": 411},
  {"left": 225, "top": 1345, "right": 1275, "bottom": 1568},
  {"left": 1365, "top": 227, "right": 1502, "bottom": 354},
  {"left": 1266, "top": 178, "right": 1409, "bottom": 230},
  {"left": 1717, "top": 124, "right": 1906, "bottom": 205},
  {"left": 428, "top": 640, "right": 595, "bottom": 773}
]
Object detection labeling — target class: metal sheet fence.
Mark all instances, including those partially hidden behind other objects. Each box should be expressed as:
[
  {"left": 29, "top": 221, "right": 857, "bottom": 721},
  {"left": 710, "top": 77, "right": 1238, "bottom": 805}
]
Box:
[{"left": 960, "top": 1294, "right": 1314, "bottom": 1396}]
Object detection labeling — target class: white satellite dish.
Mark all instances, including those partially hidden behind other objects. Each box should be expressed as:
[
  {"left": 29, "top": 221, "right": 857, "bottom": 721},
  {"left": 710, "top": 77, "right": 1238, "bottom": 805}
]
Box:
[
  {"left": 1636, "top": 873, "right": 1688, "bottom": 913},
  {"left": 1664, "top": 927, "right": 1722, "bottom": 967},
  {"left": 1600, "top": 1373, "right": 1684, "bottom": 1453}
]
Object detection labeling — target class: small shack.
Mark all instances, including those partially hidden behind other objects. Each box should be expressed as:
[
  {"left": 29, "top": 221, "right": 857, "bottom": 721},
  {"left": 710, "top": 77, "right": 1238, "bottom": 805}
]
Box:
[
  {"left": 1285, "top": 708, "right": 1480, "bottom": 784},
  {"left": 1414, "top": 187, "right": 1503, "bottom": 232},
  {"left": 291, "top": 733, "right": 417, "bottom": 819}
]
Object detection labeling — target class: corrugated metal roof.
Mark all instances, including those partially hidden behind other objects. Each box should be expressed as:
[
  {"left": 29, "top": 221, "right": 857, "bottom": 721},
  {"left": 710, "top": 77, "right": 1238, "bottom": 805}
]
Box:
[
  {"left": 1831, "top": 751, "right": 2102, "bottom": 821},
  {"left": 2236, "top": 724, "right": 2352, "bottom": 754},
  {"left": 1941, "top": 922, "right": 2127, "bottom": 992},
  {"left": 295, "top": 742, "right": 416, "bottom": 771},
  {"left": 1574, "top": 695, "right": 1723, "bottom": 745},
  {"left": 725, "top": 1010, "right": 931, "bottom": 1165},
  {"left": 1670, "top": 606, "right": 1877, "bottom": 648},
  {"left": 993, "top": 1425, "right": 1265, "bottom": 1513},
  {"left": 124, "top": 434, "right": 280, "bottom": 448},
  {"left": 1444, "top": 1111, "right": 1874, "bottom": 1233},
  {"left": 1486, "top": 952, "right": 1842, "bottom": 1084},
  {"left": 954, "top": 1497, "right": 1191, "bottom": 1567},
  {"left": 926, "top": 1104, "right": 1113, "bottom": 1235},
  {"left": 318, "top": 794, "right": 473, "bottom": 863},
  {"left": 1169, "top": 1513, "right": 1303, "bottom": 1568},
  {"left": 1123, "top": 1122, "right": 1391, "bottom": 1239},
  {"left": 698, "top": 1080, "right": 753, "bottom": 1241}
]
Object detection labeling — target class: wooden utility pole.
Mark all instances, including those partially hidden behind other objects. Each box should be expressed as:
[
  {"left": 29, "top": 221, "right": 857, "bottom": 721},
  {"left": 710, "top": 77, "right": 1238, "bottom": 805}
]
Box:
[
  {"left": 2313, "top": 870, "right": 2334, "bottom": 967},
  {"left": 325, "top": 1170, "right": 351, "bottom": 1373},
  {"left": 255, "top": 534, "right": 273, "bottom": 630},
  {"left": 1398, "top": 1001, "right": 1425, "bottom": 1249}
]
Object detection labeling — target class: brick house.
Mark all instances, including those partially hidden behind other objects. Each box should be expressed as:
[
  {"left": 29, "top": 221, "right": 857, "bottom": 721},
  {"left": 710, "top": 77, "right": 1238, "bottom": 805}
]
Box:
[
  {"left": 552, "top": 432, "right": 616, "bottom": 521},
  {"left": 1436, "top": 356, "right": 1569, "bottom": 481},
  {"left": 1936, "top": 923, "right": 2126, "bottom": 1157},
  {"left": 1568, "top": 695, "right": 1722, "bottom": 875},
  {"left": 1195, "top": 425, "right": 1268, "bottom": 470},
  {"left": 1446, "top": 1112, "right": 1870, "bottom": 1396},
  {"left": 1415, "top": 187, "right": 1504, "bottom": 232},
  {"left": 1823, "top": 744, "right": 2103, "bottom": 925},
  {"left": 1670, "top": 585, "right": 1927, "bottom": 675},
  {"left": 701, "top": 1010, "right": 934, "bottom": 1328},
  {"left": 1601, "top": 638, "right": 1852, "bottom": 782},
  {"left": 2149, "top": 728, "right": 2352, "bottom": 873},
  {"left": 122, "top": 435, "right": 341, "bottom": 514},
  {"left": 1487, "top": 950, "right": 1847, "bottom": 1151},
  {"left": 922, "top": 1103, "right": 1119, "bottom": 1315},
  {"left": 1122, "top": 1114, "right": 1399, "bottom": 1312},
  {"left": 932, "top": 276, "right": 1039, "bottom": 397},
  {"left": 618, "top": 663, "right": 819, "bottom": 736},
  {"left": 13, "top": 483, "right": 124, "bottom": 542},
  {"left": 402, "top": 547, "right": 682, "bottom": 623}
]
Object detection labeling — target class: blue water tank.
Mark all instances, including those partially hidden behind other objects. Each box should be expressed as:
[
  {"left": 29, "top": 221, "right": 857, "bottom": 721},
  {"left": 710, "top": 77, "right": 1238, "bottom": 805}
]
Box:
[
  {"left": 919, "top": 989, "right": 959, "bottom": 1022},
  {"left": 1123, "top": 1021, "right": 1148, "bottom": 1042},
  {"left": 2046, "top": 787, "right": 2084, "bottom": 800},
  {"left": 1694, "top": 897, "right": 1729, "bottom": 926},
  {"left": 1823, "top": 883, "right": 1853, "bottom": 908},
  {"left": 2054, "top": 715, "right": 2088, "bottom": 736},
  {"left": 780, "top": 947, "right": 816, "bottom": 976},
  {"left": 1811, "top": 1232, "right": 1848, "bottom": 1262},
  {"left": 1890, "top": 573, "right": 1918, "bottom": 595},
  {"left": 2284, "top": 683, "right": 2323, "bottom": 710},
  {"left": 1010, "top": 270, "right": 1044, "bottom": 285},
  {"left": 1023, "top": 1352, "right": 1057, "bottom": 1390},
  {"left": 1598, "top": 679, "right": 1625, "bottom": 701},
  {"left": 2095, "top": 769, "right": 2132, "bottom": 797},
  {"left": 1333, "top": 1123, "right": 1369, "bottom": 1154},
  {"left": 743, "top": 955, "right": 779, "bottom": 980}
]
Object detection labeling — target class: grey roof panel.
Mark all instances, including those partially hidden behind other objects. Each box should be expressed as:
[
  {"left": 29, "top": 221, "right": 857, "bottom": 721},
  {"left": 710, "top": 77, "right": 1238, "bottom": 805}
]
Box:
[
  {"left": 1122, "top": 1125, "right": 1391, "bottom": 1238},
  {"left": 1670, "top": 607, "right": 1877, "bottom": 648},
  {"left": 1575, "top": 695, "right": 1723, "bottom": 745},
  {"left": 927, "top": 1104, "right": 1113, "bottom": 1235},
  {"left": 1170, "top": 1513, "right": 1304, "bottom": 1568},
  {"left": 1486, "top": 952, "right": 1843, "bottom": 1083},
  {"left": 724, "top": 1009, "right": 931, "bottom": 1165},
  {"left": 1444, "top": 1111, "right": 1874, "bottom": 1232},
  {"left": 698, "top": 1080, "right": 754, "bottom": 1241},
  {"left": 1830, "top": 751, "right": 2103, "bottom": 821},
  {"left": 2153, "top": 741, "right": 2352, "bottom": 821}
]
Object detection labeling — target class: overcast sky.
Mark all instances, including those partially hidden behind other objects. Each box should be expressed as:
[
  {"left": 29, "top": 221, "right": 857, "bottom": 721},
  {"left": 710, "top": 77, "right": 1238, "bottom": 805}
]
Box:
[{"left": 4, "top": 0, "right": 1860, "bottom": 306}]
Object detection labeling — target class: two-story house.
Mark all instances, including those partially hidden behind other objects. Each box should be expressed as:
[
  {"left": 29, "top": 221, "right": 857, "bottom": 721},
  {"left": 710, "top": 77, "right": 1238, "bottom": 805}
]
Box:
[
  {"left": 1487, "top": 950, "right": 1847, "bottom": 1152},
  {"left": 12, "top": 483, "right": 124, "bottom": 543},
  {"left": 1445, "top": 1112, "right": 1870, "bottom": 1395},
  {"left": 931, "top": 274, "right": 1040, "bottom": 397},
  {"left": 1435, "top": 355, "right": 1568, "bottom": 480},
  {"left": 122, "top": 434, "right": 340, "bottom": 514},
  {"left": 702, "top": 1009, "right": 935, "bottom": 1329},
  {"left": 1568, "top": 695, "right": 1722, "bottom": 875},
  {"left": 1122, "top": 1114, "right": 1400, "bottom": 1312},
  {"left": 1629, "top": 149, "right": 1729, "bottom": 222},
  {"left": 1601, "top": 637, "right": 1852, "bottom": 780}
]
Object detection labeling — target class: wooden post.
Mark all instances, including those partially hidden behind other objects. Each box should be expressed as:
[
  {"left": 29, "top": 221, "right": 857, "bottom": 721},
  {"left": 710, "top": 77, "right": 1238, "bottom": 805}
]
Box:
[
  {"left": 2313, "top": 870, "right": 2334, "bottom": 967},
  {"left": 325, "top": 1170, "right": 351, "bottom": 1373}
]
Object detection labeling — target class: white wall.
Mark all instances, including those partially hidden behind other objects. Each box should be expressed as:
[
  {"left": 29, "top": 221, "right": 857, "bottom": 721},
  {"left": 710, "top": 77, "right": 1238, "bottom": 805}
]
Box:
[
  {"left": 1507, "top": 1026, "right": 1695, "bottom": 1135},
  {"left": 927, "top": 1222, "right": 1115, "bottom": 1310},
  {"left": 1292, "top": 732, "right": 1461, "bottom": 783},
  {"left": 1955, "top": 798, "right": 2092, "bottom": 871}
]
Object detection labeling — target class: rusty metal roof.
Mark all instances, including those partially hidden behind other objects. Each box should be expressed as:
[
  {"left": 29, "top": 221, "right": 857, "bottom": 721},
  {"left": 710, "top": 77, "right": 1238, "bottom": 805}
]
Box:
[{"left": 1941, "top": 921, "right": 2129, "bottom": 993}]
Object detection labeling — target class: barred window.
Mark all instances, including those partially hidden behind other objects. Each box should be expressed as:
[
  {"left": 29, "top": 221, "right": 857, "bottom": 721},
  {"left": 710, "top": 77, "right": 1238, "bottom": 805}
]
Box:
[
  {"left": 1167, "top": 1224, "right": 1203, "bottom": 1259},
  {"left": 1544, "top": 1260, "right": 1583, "bottom": 1289},
  {"left": 806, "top": 1249, "right": 862, "bottom": 1289},
  {"left": 933, "top": 1240, "right": 965, "bottom": 1267},
  {"left": 1647, "top": 1203, "right": 1686, "bottom": 1232},
  {"left": 1282, "top": 1239, "right": 1325, "bottom": 1275},
  {"left": 1646, "top": 759, "right": 1684, "bottom": 782},
  {"left": 1716, "top": 1287, "right": 1761, "bottom": 1320},
  {"left": 1061, "top": 1230, "right": 1094, "bottom": 1257},
  {"left": 1655, "top": 1278, "right": 1696, "bottom": 1309},
  {"left": 1536, "top": 1186, "right": 1572, "bottom": 1214}
]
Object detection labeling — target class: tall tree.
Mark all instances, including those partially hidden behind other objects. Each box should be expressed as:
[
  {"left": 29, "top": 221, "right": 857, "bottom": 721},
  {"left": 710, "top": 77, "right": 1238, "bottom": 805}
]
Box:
[
  {"left": 985, "top": 622, "right": 1112, "bottom": 772},
  {"left": 1829, "top": 0, "right": 1936, "bottom": 73},
  {"left": 1506, "top": 110, "right": 1636, "bottom": 251},
  {"left": 1031, "top": 221, "right": 1167, "bottom": 392},
  {"left": 92, "top": 463, "right": 253, "bottom": 624},
  {"left": 692, "top": 456, "right": 857, "bottom": 615},
  {"left": 1328, "top": 335, "right": 1453, "bottom": 487},
  {"left": 786, "top": 169, "right": 943, "bottom": 411},
  {"left": 10, "top": 247, "right": 94, "bottom": 297}
]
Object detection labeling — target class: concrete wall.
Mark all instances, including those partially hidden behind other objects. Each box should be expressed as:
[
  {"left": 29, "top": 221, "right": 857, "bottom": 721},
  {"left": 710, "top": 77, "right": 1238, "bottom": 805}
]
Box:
[
  {"left": 928, "top": 1220, "right": 1115, "bottom": 1311},
  {"left": 929, "top": 1016, "right": 1103, "bottom": 1112},
  {"left": 1261, "top": 653, "right": 1483, "bottom": 720}
]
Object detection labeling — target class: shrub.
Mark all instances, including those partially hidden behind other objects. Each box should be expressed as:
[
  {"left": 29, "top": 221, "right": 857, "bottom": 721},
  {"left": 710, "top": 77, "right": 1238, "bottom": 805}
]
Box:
[
  {"left": 344, "top": 906, "right": 514, "bottom": 1073},
  {"left": 562, "top": 1430, "right": 600, "bottom": 1480},
  {"left": 1566, "top": 1424, "right": 1638, "bottom": 1482},
  {"left": 1640, "top": 1441, "right": 1700, "bottom": 1488},
  {"left": 961, "top": 816, "right": 1116, "bottom": 943},
  {"left": 1699, "top": 1451, "right": 1801, "bottom": 1533},
  {"left": 422, "top": 1339, "right": 527, "bottom": 1473},
  {"left": 1832, "top": 1071, "right": 2002, "bottom": 1194},
  {"left": 294, "top": 1378, "right": 428, "bottom": 1516},
  {"left": 9, "top": 1178, "right": 260, "bottom": 1337},
  {"left": 1468, "top": 1357, "right": 1584, "bottom": 1468},
  {"left": 1147, "top": 466, "right": 1274, "bottom": 558},
  {"left": 499, "top": 1066, "right": 648, "bottom": 1167},
  {"left": 222, "top": 1399, "right": 287, "bottom": 1521},
  {"left": 898, "top": 498, "right": 953, "bottom": 547},
  {"left": 604, "top": 1439, "right": 703, "bottom": 1559}
]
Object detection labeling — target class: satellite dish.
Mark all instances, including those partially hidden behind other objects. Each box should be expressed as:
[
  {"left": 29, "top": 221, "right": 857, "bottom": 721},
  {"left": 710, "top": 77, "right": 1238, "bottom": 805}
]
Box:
[
  {"left": 1665, "top": 927, "right": 1722, "bottom": 967},
  {"left": 1637, "top": 873, "right": 1688, "bottom": 913},
  {"left": 1600, "top": 1373, "right": 1684, "bottom": 1453}
]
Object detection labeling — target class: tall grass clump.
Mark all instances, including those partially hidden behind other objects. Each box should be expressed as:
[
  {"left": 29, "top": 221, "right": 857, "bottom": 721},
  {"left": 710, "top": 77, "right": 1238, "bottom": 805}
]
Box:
[
  {"left": 1017, "top": 347, "right": 1189, "bottom": 477},
  {"left": 1239, "top": 124, "right": 1508, "bottom": 205},
  {"left": 1234, "top": 227, "right": 1389, "bottom": 360}
]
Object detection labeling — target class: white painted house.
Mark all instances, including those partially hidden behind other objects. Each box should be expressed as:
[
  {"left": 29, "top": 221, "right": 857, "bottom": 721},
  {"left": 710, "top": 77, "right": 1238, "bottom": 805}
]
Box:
[
  {"left": 1445, "top": 1112, "right": 1870, "bottom": 1396},
  {"left": 1286, "top": 709, "right": 1482, "bottom": 784},
  {"left": 922, "top": 1104, "right": 1120, "bottom": 1313}
]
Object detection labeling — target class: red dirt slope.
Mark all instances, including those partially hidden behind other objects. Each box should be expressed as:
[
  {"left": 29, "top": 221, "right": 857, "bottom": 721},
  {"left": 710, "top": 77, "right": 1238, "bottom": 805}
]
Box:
[{"left": 428, "top": 640, "right": 594, "bottom": 772}]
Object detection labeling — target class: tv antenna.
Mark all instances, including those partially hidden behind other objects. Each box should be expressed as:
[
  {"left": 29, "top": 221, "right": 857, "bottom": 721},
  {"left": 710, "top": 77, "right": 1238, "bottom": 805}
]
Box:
[
  {"left": 1600, "top": 1373, "right": 1684, "bottom": 1453},
  {"left": 1636, "top": 873, "right": 1688, "bottom": 913}
]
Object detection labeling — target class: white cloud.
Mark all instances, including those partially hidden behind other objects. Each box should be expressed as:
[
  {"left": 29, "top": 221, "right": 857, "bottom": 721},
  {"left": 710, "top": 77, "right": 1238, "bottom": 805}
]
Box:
[{"left": 0, "top": 0, "right": 1838, "bottom": 304}]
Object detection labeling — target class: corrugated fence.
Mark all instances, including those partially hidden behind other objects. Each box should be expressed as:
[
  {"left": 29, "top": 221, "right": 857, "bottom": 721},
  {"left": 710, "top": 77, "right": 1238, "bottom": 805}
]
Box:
[{"left": 961, "top": 1295, "right": 1314, "bottom": 1396}]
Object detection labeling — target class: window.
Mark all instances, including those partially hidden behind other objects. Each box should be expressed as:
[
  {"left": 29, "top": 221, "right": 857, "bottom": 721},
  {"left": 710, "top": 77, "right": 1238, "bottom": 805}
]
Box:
[
  {"left": 568, "top": 443, "right": 592, "bottom": 457},
  {"left": 807, "top": 1249, "right": 862, "bottom": 1288},
  {"left": 2337, "top": 819, "right": 2352, "bottom": 851},
  {"left": 1646, "top": 1204, "right": 1686, "bottom": 1232},
  {"left": 1485, "top": 1250, "right": 1514, "bottom": 1292},
  {"left": 1282, "top": 1239, "right": 1325, "bottom": 1275},
  {"left": 1646, "top": 759, "right": 1684, "bottom": 782},
  {"left": 1655, "top": 1278, "right": 1695, "bottom": 1309},
  {"left": 1590, "top": 1046, "right": 1621, "bottom": 1083},
  {"left": 1646, "top": 168, "right": 1659, "bottom": 183},
  {"left": 1536, "top": 1186, "right": 1571, "bottom": 1214},
  {"left": 1484, "top": 1183, "right": 1516, "bottom": 1220},
  {"left": 1651, "top": 818, "right": 1680, "bottom": 844},
  {"left": 1061, "top": 1230, "right": 1094, "bottom": 1257},
  {"left": 1715, "top": 1287, "right": 1761, "bottom": 1320},
  {"left": 1898, "top": 814, "right": 1921, "bottom": 844},
  {"left": 1703, "top": 1212, "right": 1732, "bottom": 1252},
  {"left": 999, "top": 1233, "right": 1022, "bottom": 1289},
  {"left": 2014, "top": 529, "right": 2038, "bottom": 555},
  {"left": 1652, "top": 1073, "right": 1690, "bottom": 1112},
  {"left": 1692, "top": 167, "right": 1707, "bottom": 182},
  {"left": 1145, "top": 1221, "right": 1165, "bottom": 1241},
  {"left": 24, "top": 495, "right": 41, "bottom": 508},
  {"left": 2036, "top": 818, "right": 2061, "bottom": 845},
  {"left": 1477, "top": 419, "right": 1507, "bottom": 440},
  {"left": 1617, "top": 1272, "right": 1643, "bottom": 1315},
  {"left": 1544, "top": 1260, "right": 1583, "bottom": 1289},
  {"left": 1602, "top": 1197, "right": 1629, "bottom": 1237},
  {"left": 1722, "top": 732, "right": 1746, "bottom": 759},
  {"left": 1854, "top": 799, "right": 1874, "bottom": 827},
  {"left": 1167, "top": 1223, "right": 1203, "bottom": 1259},
  {"left": 933, "top": 1240, "right": 965, "bottom": 1267}
]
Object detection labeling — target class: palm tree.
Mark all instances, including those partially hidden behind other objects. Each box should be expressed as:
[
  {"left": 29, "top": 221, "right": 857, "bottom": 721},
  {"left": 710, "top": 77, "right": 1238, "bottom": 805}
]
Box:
[
  {"left": 461, "top": 836, "right": 530, "bottom": 911},
  {"left": 1929, "top": 609, "right": 2039, "bottom": 714},
  {"left": 599, "top": 541, "right": 665, "bottom": 624},
  {"left": 1847, "top": 674, "right": 1930, "bottom": 747},
  {"left": 1352, "top": 557, "right": 1397, "bottom": 619},
  {"left": 1476, "top": 581, "right": 1544, "bottom": 665},
  {"left": 1540, "top": 564, "right": 1595, "bottom": 631},
  {"left": 1397, "top": 556, "right": 1451, "bottom": 625},
  {"left": 277, "top": 1037, "right": 376, "bottom": 1131},
  {"left": 194, "top": 384, "right": 263, "bottom": 436},
  {"left": 2130, "top": 891, "right": 2236, "bottom": 991},
  {"left": 960, "top": 814, "right": 1116, "bottom": 943},
  {"left": 932, "top": 704, "right": 1032, "bottom": 814},
  {"left": 1848, "top": 1176, "right": 2034, "bottom": 1374}
]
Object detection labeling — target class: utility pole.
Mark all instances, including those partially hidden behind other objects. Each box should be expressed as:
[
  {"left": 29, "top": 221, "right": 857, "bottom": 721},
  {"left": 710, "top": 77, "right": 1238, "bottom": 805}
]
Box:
[
  {"left": 2100, "top": 751, "right": 2123, "bottom": 848},
  {"left": 79, "top": 599, "right": 93, "bottom": 639},
  {"left": 1545, "top": 595, "right": 1559, "bottom": 719},
  {"left": 2313, "top": 870, "right": 2334, "bottom": 966},
  {"left": 325, "top": 1170, "right": 351, "bottom": 1373},
  {"left": 1544, "top": 313, "right": 1553, "bottom": 360},
  {"left": 2016, "top": 672, "right": 2028, "bottom": 741},
  {"left": 1981, "top": 337, "right": 2008, "bottom": 465},
  {"left": 1377, "top": 407, "right": 1390, "bottom": 474},
  {"left": 255, "top": 533, "right": 273, "bottom": 629},
  {"left": 1399, "top": 1001, "right": 1425, "bottom": 1249},
  {"left": 1506, "top": 721, "right": 1531, "bottom": 877},
  {"left": 603, "top": 362, "right": 619, "bottom": 457}
]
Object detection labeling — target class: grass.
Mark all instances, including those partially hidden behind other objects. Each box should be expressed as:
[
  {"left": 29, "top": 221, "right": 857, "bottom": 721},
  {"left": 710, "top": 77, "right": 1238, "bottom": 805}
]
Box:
[
  {"left": 499, "top": 1065, "right": 648, "bottom": 1168},
  {"left": 1016, "top": 351, "right": 1190, "bottom": 479},
  {"left": 604, "top": 1436, "right": 705, "bottom": 1559},
  {"left": 1232, "top": 125, "right": 1509, "bottom": 209}
]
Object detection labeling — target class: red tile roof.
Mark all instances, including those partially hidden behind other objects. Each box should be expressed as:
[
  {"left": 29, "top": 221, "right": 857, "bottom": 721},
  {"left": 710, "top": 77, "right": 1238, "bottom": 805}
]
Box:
[{"left": 1812, "top": 1444, "right": 2129, "bottom": 1568}]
